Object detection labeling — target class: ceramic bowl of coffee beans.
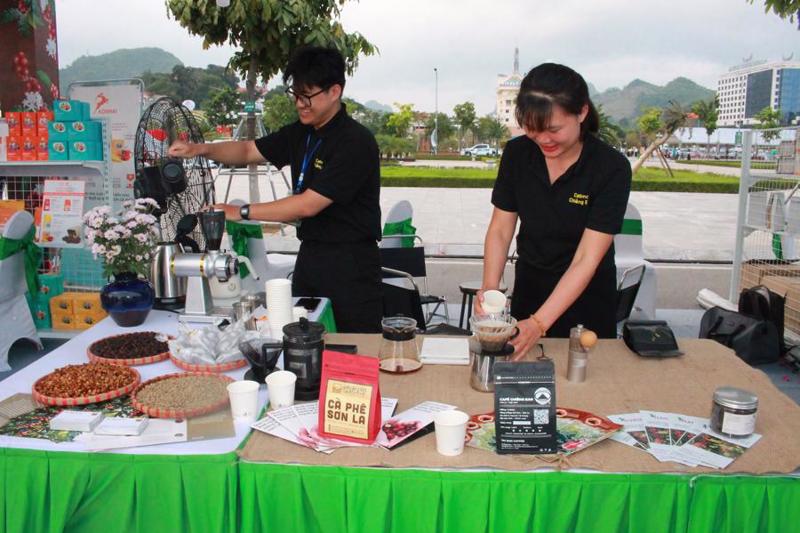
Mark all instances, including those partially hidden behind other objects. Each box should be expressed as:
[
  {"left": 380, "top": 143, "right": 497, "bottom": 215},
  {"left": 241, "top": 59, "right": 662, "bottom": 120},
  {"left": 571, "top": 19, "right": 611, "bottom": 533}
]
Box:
[
  {"left": 33, "top": 362, "right": 141, "bottom": 406},
  {"left": 87, "top": 331, "right": 172, "bottom": 366},
  {"left": 131, "top": 372, "right": 234, "bottom": 419}
]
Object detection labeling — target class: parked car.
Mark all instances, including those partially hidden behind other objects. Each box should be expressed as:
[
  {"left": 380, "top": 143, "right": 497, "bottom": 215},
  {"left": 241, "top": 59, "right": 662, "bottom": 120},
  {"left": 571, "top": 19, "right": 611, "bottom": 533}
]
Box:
[{"left": 460, "top": 144, "right": 498, "bottom": 157}]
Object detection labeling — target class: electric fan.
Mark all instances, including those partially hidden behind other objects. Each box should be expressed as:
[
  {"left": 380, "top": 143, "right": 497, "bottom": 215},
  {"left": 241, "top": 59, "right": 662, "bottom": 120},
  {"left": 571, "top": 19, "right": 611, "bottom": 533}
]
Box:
[{"left": 133, "top": 97, "right": 215, "bottom": 248}]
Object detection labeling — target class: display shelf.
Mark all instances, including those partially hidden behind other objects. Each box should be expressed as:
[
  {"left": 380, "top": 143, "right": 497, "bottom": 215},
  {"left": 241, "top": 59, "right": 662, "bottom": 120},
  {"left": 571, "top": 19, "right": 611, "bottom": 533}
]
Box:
[{"left": 0, "top": 161, "right": 105, "bottom": 178}]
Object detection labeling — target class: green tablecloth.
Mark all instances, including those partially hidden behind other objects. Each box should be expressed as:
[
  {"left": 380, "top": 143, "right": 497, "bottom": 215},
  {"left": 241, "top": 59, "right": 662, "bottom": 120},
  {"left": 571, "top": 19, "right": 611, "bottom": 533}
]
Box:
[{"left": 238, "top": 465, "right": 800, "bottom": 533}]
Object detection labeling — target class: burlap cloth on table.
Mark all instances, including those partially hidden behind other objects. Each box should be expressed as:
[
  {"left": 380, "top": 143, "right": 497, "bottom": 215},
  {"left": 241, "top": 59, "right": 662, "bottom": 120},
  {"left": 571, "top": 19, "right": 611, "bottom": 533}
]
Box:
[{"left": 240, "top": 335, "right": 800, "bottom": 474}]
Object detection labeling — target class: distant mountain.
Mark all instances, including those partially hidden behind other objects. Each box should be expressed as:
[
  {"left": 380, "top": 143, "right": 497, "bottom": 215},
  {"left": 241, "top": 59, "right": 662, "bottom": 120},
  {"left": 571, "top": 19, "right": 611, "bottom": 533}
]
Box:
[
  {"left": 59, "top": 47, "right": 182, "bottom": 93},
  {"left": 364, "top": 100, "right": 392, "bottom": 113},
  {"left": 593, "top": 77, "right": 714, "bottom": 123}
]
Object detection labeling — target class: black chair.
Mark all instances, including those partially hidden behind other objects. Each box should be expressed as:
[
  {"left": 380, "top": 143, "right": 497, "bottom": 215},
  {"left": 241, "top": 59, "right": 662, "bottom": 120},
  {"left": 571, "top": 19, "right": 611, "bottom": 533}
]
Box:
[
  {"left": 616, "top": 264, "right": 646, "bottom": 325},
  {"left": 379, "top": 242, "right": 450, "bottom": 327},
  {"left": 381, "top": 276, "right": 427, "bottom": 331}
]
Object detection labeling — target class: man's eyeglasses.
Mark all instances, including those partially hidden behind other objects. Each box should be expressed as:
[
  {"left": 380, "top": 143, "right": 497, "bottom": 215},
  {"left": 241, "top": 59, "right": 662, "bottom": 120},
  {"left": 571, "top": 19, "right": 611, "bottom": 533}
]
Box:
[{"left": 285, "top": 86, "right": 328, "bottom": 107}]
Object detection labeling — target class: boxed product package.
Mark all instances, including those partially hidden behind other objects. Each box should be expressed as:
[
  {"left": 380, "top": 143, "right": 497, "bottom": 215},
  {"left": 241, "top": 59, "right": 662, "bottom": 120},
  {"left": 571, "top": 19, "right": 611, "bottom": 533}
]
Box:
[
  {"left": 7, "top": 135, "right": 21, "bottom": 161},
  {"left": 36, "top": 110, "right": 53, "bottom": 133},
  {"left": 37, "top": 272, "right": 64, "bottom": 297},
  {"left": 47, "top": 121, "right": 69, "bottom": 141},
  {"left": 48, "top": 140, "right": 69, "bottom": 160},
  {"left": 50, "top": 292, "right": 74, "bottom": 315},
  {"left": 54, "top": 100, "right": 88, "bottom": 121},
  {"left": 51, "top": 309, "right": 76, "bottom": 330},
  {"left": 20, "top": 136, "right": 36, "bottom": 161},
  {"left": 68, "top": 120, "right": 102, "bottom": 141},
  {"left": 20, "top": 112, "right": 37, "bottom": 136},
  {"left": 5, "top": 112, "right": 21, "bottom": 136},
  {"left": 36, "top": 133, "right": 48, "bottom": 160},
  {"left": 26, "top": 292, "right": 52, "bottom": 329},
  {"left": 73, "top": 292, "right": 102, "bottom": 313},
  {"left": 69, "top": 140, "right": 102, "bottom": 161}
]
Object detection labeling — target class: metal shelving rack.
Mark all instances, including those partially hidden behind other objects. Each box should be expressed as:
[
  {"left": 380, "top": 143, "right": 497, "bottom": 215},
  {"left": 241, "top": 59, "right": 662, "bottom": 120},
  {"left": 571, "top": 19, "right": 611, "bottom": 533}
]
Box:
[{"left": 0, "top": 120, "right": 113, "bottom": 339}]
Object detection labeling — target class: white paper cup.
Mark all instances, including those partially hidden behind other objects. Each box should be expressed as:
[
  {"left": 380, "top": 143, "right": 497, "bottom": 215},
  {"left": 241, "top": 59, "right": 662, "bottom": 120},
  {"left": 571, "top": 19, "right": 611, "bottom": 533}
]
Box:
[
  {"left": 482, "top": 290, "right": 507, "bottom": 314},
  {"left": 265, "top": 370, "right": 297, "bottom": 409},
  {"left": 433, "top": 410, "right": 470, "bottom": 456},
  {"left": 226, "top": 380, "right": 260, "bottom": 421}
]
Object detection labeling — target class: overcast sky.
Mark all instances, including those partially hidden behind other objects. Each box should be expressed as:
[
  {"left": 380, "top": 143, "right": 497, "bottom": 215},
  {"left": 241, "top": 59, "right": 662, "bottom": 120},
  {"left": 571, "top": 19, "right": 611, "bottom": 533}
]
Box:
[{"left": 56, "top": 0, "right": 799, "bottom": 115}]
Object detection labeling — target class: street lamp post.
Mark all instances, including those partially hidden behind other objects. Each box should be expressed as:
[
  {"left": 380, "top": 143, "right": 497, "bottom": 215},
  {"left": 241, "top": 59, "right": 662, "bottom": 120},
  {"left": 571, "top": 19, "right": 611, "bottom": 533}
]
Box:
[{"left": 433, "top": 67, "right": 438, "bottom": 155}]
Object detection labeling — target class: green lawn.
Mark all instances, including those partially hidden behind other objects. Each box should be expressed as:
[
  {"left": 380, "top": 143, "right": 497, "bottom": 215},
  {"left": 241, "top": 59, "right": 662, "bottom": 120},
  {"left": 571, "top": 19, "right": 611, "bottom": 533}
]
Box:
[
  {"left": 380, "top": 165, "right": 741, "bottom": 193},
  {"left": 678, "top": 159, "right": 776, "bottom": 170}
]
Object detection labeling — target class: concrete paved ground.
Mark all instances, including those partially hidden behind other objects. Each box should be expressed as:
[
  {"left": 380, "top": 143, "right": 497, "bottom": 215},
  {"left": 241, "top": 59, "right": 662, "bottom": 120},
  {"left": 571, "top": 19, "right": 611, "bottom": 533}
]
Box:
[{"left": 218, "top": 171, "right": 742, "bottom": 262}]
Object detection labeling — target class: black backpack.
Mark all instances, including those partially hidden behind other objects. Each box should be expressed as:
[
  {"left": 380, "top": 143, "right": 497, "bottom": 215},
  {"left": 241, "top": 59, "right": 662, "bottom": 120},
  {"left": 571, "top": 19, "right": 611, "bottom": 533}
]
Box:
[{"left": 738, "top": 285, "right": 786, "bottom": 354}]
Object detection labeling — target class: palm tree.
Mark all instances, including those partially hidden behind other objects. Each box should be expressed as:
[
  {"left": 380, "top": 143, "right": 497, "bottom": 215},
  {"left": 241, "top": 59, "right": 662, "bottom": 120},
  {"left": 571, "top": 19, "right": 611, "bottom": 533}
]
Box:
[
  {"left": 631, "top": 101, "right": 689, "bottom": 174},
  {"left": 692, "top": 99, "right": 718, "bottom": 158},
  {"left": 597, "top": 105, "right": 623, "bottom": 147}
]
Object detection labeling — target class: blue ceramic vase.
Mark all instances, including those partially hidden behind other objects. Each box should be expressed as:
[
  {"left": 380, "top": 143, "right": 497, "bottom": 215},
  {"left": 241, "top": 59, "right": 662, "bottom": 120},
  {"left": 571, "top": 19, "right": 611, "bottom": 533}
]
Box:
[{"left": 101, "top": 272, "right": 155, "bottom": 327}]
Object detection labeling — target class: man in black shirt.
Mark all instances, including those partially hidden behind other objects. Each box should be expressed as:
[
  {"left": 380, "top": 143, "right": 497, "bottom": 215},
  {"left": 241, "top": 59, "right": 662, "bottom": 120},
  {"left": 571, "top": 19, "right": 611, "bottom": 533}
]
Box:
[{"left": 168, "top": 47, "right": 382, "bottom": 333}]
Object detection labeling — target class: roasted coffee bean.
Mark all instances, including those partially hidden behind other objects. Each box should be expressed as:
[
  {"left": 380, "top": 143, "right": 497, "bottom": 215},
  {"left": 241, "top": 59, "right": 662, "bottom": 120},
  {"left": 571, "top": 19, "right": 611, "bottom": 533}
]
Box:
[{"left": 91, "top": 332, "right": 169, "bottom": 360}]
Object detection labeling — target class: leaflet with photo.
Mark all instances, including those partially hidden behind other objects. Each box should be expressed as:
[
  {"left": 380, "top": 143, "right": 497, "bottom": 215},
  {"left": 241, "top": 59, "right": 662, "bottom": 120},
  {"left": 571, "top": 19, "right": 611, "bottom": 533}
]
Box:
[
  {"left": 376, "top": 401, "right": 456, "bottom": 449},
  {"left": 678, "top": 423, "right": 762, "bottom": 469},
  {"left": 641, "top": 410, "right": 674, "bottom": 462}
]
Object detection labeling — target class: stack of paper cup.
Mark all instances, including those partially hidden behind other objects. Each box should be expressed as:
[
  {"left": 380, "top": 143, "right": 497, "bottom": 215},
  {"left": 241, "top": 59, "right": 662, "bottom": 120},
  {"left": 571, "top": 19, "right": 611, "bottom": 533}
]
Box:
[{"left": 266, "top": 279, "right": 293, "bottom": 337}]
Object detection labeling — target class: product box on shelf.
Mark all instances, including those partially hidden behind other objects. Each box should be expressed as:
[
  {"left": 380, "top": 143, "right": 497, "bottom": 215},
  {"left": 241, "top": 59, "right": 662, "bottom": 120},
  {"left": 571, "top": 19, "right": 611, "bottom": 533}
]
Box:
[
  {"left": 48, "top": 140, "right": 69, "bottom": 160},
  {"left": 69, "top": 140, "right": 102, "bottom": 161},
  {"left": 37, "top": 273, "right": 64, "bottom": 297},
  {"left": 26, "top": 292, "right": 52, "bottom": 330},
  {"left": 51, "top": 308, "right": 76, "bottom": 330},
  {"left": 6, "top": 135, "right": 21, "bottom": 161},
  {"left": 20, "top": 112, "right": 37, "bottom": 136},
  {"left": 67, "top": 121, "right": 102, "bottom": 142},
  {"left": 20, "top": 136, "right": 36, "bottom": 161},
  {"left": 4, "top": 112, "right": 21, "bottom": 137},
  {"left": 54, "top": 100, "right": 89, "bottom": 122},
  {"left": 36, "top": 110, "right": 53, "bottom": 133},
  {"left": 74, "top": 309, "right": 106, "bottom": 329},
  {"left": 73, "top": 292, "right": 102, "bottom": 314},
  {"left": 47, "top": 121, "right": 69, "bottom": 141},
  {"left": 49, "top": 292, "right": 74, "bottom": 315},
  {"left": 36, "top": 134, "right": 48, "bottom": 160}
]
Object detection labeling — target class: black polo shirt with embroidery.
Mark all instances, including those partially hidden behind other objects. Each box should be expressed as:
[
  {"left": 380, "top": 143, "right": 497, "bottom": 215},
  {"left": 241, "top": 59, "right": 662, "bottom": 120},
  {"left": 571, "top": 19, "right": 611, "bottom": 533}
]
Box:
[
  {"left": 491, "top": 133, "right": 632, "bottom": 274},
  {"left": 254, "top": 104, "right": 381, "bottom": 243}
]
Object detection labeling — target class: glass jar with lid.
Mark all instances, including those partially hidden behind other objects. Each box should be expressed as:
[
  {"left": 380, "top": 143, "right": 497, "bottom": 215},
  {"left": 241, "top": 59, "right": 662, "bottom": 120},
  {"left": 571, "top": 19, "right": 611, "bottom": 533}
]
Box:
[{"left": 710, "top": 386, "right": 758, "bottom": 438}]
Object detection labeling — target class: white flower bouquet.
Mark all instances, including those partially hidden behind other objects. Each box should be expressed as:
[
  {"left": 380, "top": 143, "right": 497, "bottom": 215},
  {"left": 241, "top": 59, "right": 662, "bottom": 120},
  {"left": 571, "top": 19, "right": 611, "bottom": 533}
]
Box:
[{"left": 83, "top": 198, "right": 160, "bottom": 278}]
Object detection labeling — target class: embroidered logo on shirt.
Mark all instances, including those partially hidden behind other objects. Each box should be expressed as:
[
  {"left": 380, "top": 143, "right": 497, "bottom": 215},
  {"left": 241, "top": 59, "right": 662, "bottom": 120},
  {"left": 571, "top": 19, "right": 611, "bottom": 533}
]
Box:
[
  {"left": 569, "top": 193, "right": 589, "bottom": 206},
  {"left": 314, "top": 158, "right": 324, "bottom": 170}
]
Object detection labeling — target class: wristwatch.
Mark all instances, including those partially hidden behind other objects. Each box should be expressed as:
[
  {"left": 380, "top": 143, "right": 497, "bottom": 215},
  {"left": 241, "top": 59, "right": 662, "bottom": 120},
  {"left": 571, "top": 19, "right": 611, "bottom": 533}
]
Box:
[{"left": 239, "top": 204, "right": 251, "bottom": 220}]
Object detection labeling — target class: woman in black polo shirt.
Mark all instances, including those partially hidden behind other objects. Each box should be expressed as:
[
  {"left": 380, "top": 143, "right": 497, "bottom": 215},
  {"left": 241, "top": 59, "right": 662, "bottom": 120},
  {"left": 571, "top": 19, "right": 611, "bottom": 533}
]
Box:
[{"left": 478, "top": 63, "right": 632, "bottom": 357}]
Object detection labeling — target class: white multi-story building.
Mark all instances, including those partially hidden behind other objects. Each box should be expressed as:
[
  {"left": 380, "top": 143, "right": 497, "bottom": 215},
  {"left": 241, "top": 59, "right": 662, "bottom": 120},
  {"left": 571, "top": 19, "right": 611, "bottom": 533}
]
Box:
[
  {"left": 496, "top": 48, "right": 524, "bottom": 137},
  {"left": 717, "top": 57, "right": 800, "bottom": 127}
]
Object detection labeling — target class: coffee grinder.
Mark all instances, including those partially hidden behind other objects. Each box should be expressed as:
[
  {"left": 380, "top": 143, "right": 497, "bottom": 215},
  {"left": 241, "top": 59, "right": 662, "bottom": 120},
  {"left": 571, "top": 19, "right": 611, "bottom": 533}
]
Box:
[
  {"left": 468, "top": 314, "right": 518, "bottom": 392},
  {"left": 173, "top": 210, "right": 240, "bottom": 323}
]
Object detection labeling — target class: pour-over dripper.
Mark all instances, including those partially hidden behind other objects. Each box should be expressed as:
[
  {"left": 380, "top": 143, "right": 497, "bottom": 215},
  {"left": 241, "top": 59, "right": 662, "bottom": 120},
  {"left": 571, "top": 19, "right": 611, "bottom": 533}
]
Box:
[
  {"left": 198, "top": 209, "right": 226, "bottom": 251},
  {"left": 470, "top": 314, "right": 518, "bottom": 352}
]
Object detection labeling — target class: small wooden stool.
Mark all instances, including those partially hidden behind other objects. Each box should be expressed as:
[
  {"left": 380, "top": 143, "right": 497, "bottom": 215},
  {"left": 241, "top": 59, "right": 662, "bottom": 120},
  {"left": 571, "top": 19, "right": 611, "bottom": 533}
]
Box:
[{"left": 458, "top": 281, "right": 508, "bottom": 329}]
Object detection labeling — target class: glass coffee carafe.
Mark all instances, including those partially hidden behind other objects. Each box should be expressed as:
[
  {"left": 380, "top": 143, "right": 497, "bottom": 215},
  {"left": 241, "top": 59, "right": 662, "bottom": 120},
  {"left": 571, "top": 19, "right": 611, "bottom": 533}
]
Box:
[{"left": 378, "top": 316, "right": 421, "bottom": 373}]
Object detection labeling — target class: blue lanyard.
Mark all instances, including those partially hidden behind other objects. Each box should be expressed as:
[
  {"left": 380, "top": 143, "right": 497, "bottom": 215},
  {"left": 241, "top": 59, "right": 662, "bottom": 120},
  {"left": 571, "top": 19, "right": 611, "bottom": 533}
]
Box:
[{"left": 296, "top": 134, "right": 322, "bottom": 194}]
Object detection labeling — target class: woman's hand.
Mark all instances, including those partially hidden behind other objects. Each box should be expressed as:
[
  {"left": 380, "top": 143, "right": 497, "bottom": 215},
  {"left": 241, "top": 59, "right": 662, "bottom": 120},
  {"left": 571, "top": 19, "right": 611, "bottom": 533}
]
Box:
[
  {"left": 509, "top": 316, "right": 544, "bottom": 361},
  {"left": 209, "top": 203, "right": 241, "bottom": 221},
  {"left": 473, "top": 289, "right": 486, "bottom": 315}
]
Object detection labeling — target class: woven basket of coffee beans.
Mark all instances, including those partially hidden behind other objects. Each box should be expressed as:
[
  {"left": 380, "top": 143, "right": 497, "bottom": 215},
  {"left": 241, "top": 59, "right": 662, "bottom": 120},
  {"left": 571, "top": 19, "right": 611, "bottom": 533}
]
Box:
[
  {"left": 87, "top": 331, "right": 172, "bottom": 366},
  {"left": 131, "top": 372, "right": 234, "bottom": 419},
  {"left": 33, "top": 362, "right": 141, "bottom": 406}
]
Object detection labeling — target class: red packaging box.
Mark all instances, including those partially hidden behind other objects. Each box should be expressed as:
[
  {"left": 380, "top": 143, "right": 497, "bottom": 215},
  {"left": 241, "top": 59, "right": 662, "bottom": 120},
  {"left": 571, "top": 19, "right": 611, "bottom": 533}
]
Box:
[
  {"left": 5, "top": 112, "right": 21, "bottom": 137},
  {"left": 21, "top": 135, "right": 36, "bottom": 160},
  {"left": 7, "top": 135, "right": 21, "bottom": 160},
  {"left": 36, "top": 133, "right": 48, "bottom": 160},
  {"left": 36, "top": 110, "right": 53, "bottom": 133},
  {"left": 21, "top": 112, "right": 37, "bottom": 136}
]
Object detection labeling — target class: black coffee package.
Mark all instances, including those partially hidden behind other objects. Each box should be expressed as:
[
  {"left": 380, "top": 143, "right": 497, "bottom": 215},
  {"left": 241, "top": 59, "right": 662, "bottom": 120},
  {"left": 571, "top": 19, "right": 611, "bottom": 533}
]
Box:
[{"left": 493, "top": 360, "right": 557, "bottom": 454}]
